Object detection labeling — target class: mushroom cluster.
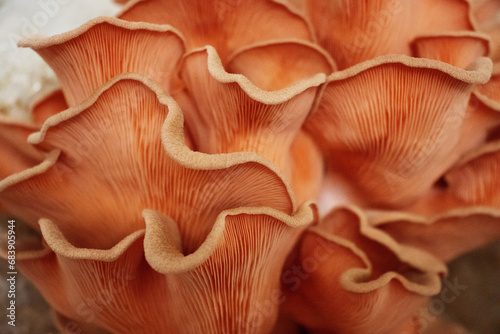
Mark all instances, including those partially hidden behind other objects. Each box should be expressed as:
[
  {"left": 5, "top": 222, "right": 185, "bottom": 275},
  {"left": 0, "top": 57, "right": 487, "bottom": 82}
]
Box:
[{"left": 1, "top": 0, "right": 500, "bottom": 333}]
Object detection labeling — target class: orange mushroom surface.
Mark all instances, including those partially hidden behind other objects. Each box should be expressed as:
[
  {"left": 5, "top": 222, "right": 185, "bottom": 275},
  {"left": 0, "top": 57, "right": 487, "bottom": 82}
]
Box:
[{"left": 1, "top": 0, "right": 500, "bottom": 333}]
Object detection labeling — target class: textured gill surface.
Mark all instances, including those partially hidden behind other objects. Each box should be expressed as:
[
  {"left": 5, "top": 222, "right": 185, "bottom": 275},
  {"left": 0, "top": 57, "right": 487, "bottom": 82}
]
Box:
[
  {"left": 0, "top": 1, "right": 499, "bottom": 333},
  {"left": 0, "top": 0, "right": 120, "bottom": 120},
  {"left": 0, "top": 1, "right": 119, "bottom": 333}
]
